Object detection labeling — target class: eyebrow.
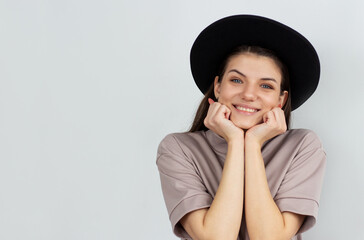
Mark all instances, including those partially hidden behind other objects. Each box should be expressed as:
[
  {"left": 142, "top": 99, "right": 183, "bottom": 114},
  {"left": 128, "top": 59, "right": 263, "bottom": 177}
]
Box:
[{"left": 228, "top": 69, "right": 278, "bottom": 83}]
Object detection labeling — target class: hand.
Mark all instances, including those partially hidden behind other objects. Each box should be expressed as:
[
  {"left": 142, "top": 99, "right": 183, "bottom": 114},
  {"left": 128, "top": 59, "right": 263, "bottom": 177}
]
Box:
[
  {"left": 245, "top": 107, "right": 287, "bottom": 146},
  {"left": 204, "top": 98, "right": 244, "bottom": 142}
]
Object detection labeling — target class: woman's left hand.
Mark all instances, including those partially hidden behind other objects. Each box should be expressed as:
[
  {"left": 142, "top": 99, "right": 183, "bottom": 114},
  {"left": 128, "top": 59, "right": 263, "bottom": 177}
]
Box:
[{"left": 245, "top": 107, "right": 287, "bottom": 146}]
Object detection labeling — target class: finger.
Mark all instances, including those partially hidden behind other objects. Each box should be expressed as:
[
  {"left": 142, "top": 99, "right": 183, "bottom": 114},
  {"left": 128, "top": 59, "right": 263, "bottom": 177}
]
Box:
[
  {"left": 269, "top": 108, "right": 285, "bottom": 133},
  {"left": 206, "top": 101, "right": 220, "bottom": 118},
  {"left": 226, "top": 110, "right": 231, "bottom": 120},
  {"left": 264, "top": 110, "right": 276, "bottom": 124},
  {"left": 271, "top": 107, "right": 282, "bottom": 117},
  {"left": 272, "top": 107, "right": 286, "bottom": 130},
  {"left": 205, "top": 104, "right": 218, "bottom": 128},
  {"left": 224, "top": 107, "right": 231, "bottom": 119},
  {"left": 263, "top": 112, "right": 268, "bottom": 123},
  {"left": 205, "top": 101, "right": 225, "bottom": 127},
  {"left": 208, "top": 98, "right": 215, "bottom": 105},
  {"left": 215, "top": 104, "right": 230, "bottom": 119}
]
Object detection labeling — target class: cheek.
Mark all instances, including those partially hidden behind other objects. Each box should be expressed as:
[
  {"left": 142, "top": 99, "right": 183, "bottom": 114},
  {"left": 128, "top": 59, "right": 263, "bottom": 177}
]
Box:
[
  {"left": 217, "top": 85, "right": 235, "bottom": 99},
  {"left": 262, "top": 94, "right": 281, "bottom": 107}
]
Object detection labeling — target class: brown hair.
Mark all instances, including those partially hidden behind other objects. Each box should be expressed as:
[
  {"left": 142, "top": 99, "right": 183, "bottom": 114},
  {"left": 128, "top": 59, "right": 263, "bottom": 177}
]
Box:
[{"left": 188, "top": 45, "right": 292, "bottom": 132}]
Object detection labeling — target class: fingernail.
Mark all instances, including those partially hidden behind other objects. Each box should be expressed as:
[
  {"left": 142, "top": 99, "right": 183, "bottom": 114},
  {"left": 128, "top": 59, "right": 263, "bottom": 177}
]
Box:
[
  {"left": 278, "top": 104, "right": 282, "bottom": 108},
  {"left": 208, "top": 98, "right": 214, "bottom": 104}
]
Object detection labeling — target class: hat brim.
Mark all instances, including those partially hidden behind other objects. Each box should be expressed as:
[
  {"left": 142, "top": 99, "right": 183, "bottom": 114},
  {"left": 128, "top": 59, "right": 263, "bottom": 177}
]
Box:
[{"left": 190, "top": 15, "right": 320, "bottom": 110}]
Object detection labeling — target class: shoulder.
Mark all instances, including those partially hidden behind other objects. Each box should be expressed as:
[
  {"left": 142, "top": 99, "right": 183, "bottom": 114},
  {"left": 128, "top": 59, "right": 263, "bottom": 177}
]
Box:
[
  {"left": 276, "top": 128, "right": 324, "bottom": 149},
  {"left": 278, "top": 129, "right": 326, "bottom": 167},
  {"left": 156, "top": 131, "right": 211, "bottom": 178},
  {"left": 157, "top": 131, "right": 208, "bottom": 162},
  {"left": 158, "top": 131, "right": 206, "bottom": 152},
  {"left": 264, "top": 128, "right": 326, "bottom": 163},
  {"left": 285, "top": 128, "right": 324, "bottom": 151},
  {"left": 284, "top": 128, "right": 319, "bottom": 139}
]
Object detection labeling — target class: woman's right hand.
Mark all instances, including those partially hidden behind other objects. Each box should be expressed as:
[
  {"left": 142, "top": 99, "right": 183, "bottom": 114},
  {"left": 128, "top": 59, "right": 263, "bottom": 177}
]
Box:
[{"left": 204, "top": 98, "right": 244, "bottom": 142}]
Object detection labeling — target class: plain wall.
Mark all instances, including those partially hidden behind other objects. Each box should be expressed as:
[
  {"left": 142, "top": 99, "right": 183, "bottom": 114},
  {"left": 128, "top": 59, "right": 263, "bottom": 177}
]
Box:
[{"left": 1, "top": 0, "right": 363, "bottom": 239}]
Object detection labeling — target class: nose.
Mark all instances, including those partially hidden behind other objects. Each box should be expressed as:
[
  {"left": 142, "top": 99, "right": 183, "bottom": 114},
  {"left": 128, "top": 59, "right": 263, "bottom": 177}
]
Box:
[{"left": 239, "top": 83, "right": 257, "bottom": 101}]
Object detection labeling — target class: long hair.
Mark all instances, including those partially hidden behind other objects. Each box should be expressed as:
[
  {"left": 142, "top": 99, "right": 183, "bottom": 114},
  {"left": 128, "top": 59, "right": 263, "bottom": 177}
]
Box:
[{"left": 189, "top": 45, "right": 292, "bottom": 132}]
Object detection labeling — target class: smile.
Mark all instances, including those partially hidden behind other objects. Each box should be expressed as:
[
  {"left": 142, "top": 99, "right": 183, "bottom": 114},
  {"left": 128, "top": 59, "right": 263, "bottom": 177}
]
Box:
[{"left": 234, "top": 105, "right": 259, "bottom": 113}]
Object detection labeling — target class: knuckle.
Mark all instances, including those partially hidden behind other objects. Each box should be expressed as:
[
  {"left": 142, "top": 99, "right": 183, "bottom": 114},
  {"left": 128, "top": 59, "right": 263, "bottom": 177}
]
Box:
[
  {"left": 212, "top": 118, "right": 219, "bottom": 125},
  {"left": 204, "top": 118, "right": 210, "bottom": 127}
]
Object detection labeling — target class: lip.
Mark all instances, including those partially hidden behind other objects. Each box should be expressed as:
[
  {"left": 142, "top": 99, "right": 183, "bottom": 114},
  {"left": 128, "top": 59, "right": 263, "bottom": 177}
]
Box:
[{"left": 233, "top": 104, "right": 260, "bottom": 115}]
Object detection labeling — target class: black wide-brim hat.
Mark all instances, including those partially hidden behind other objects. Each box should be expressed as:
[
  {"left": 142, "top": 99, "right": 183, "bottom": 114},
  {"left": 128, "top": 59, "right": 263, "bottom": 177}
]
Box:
[{"left": 190, "top": 15, "right": 320, "bottom": 110}]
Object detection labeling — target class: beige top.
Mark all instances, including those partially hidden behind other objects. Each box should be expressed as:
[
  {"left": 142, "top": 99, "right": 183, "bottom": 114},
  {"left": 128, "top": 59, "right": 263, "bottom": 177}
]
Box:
[{"left": 156, "top": 129, "right": 326, "bottom": 240}]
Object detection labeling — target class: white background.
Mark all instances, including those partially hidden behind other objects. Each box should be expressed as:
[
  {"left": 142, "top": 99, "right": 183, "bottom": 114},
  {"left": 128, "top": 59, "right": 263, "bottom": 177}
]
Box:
[{"left": 1, "top": 0, "right": 363, "bottom": 239}]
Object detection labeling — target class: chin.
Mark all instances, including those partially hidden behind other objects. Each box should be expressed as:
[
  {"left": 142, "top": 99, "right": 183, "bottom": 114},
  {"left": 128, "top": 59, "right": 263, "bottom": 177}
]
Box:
[
  {"left": 231, "top": 117, "right": 262, "bottom": 130},
  {"left": 234, "top": 121, "right": 258, "bottom": 130}
]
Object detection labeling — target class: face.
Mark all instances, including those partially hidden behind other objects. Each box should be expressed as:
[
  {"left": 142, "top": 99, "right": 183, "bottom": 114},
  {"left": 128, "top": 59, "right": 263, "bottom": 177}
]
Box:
[{"left": 214, "top": 53, "right": 288, "bottom": 130}]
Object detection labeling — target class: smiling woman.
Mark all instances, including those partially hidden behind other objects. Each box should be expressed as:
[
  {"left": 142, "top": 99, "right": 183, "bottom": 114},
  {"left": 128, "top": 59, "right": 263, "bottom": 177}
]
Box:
[
  {"left": 213, "top": 50, "right": 287, "bottom": 130},
  {"left": 156, "top": 15, "right": 326, "bottom": 240}
]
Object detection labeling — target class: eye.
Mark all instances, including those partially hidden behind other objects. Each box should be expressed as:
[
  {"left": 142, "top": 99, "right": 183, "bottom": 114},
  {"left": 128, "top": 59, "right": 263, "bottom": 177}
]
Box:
[
  {"left": 261, "top": 84, "right": 273, "bottom": 89},
  {"left": 231, "top": 79, "right": 243, "bottom": 84}
]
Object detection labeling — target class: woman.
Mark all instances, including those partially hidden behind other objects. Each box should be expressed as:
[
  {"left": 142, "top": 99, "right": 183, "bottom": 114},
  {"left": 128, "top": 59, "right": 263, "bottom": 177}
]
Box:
[{"left": 157, "top": 15, "right": 326, "bottom": 240}]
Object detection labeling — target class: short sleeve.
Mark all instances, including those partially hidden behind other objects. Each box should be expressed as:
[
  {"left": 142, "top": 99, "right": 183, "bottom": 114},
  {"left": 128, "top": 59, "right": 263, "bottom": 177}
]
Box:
[
  {"left": 274, "top": 130, "right": 326, "bottom": 234},
  {"left": 156, "top": 134, "right": 213, "bottom": 239}
]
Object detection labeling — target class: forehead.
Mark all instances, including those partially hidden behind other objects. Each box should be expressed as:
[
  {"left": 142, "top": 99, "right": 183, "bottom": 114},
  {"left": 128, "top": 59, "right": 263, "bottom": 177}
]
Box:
[{"left": 224, "top": 53, "right": 283, "bottom": 82}]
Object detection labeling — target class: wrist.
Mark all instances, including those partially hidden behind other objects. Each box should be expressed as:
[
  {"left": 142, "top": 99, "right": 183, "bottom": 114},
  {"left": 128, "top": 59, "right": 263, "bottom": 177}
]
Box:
[
  {"left": 245, "top": 133, "right": 264, "bottom": 148},
  {"left": 227, "top": 134, "right": 245, "bottom": 145}
]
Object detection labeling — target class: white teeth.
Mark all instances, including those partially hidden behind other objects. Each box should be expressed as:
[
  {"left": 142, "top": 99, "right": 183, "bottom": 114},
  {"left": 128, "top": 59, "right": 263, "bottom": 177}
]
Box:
[{"left": 235, "top": 106, "right": 257, "bottom": 112}]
